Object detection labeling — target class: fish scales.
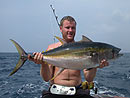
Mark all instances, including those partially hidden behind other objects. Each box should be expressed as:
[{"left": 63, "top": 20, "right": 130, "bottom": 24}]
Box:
[
  {"left": 42, "top": 41, "right": 121, "bottom": 70},
  {"left": 42, "top": 42, "right": 117, "bottom": 56}
]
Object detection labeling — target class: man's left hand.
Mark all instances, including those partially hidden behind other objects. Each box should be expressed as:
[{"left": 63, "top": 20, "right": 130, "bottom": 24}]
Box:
[{"left": 97, "top": 59, "right": 109, "bottom": 68}]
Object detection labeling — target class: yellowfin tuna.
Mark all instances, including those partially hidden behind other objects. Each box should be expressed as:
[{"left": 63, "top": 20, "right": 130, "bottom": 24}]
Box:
[{"left": 9, "top": 36, "right": 122, "bottom": 78}]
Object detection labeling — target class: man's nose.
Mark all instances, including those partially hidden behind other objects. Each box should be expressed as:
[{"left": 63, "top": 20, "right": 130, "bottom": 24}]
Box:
[{"left": 68, "top": 28, "right": 73, "bottom": 32}]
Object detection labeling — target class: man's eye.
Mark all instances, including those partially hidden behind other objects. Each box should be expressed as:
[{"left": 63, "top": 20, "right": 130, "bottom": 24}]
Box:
[{"left": 66, "top": 27, "right": 70, "bottom": 29}]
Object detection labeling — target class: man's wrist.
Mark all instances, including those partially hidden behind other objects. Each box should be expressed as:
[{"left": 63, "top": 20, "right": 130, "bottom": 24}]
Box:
[{"left": 41, "top": 61, "right": 48, "bottom": 65}]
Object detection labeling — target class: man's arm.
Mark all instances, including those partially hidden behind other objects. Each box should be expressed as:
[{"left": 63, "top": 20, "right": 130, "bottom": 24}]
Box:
[
  {"left": 28, "top": 52, "right": 53, "bottom": 82},
  {"left": 83, "top": 68, "right": 97, "bottom": 82},
  {"left": 28, "top": 43, "right": 61, "bottom": 82},
  {"left": 83, "top": 59, "right": 109, "bottom": 82},
  {"left": 40, "top": 62, "right": 53, "bottom": 82}
]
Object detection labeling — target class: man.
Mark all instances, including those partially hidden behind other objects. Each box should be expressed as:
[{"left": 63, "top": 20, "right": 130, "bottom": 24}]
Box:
[{"left": 28, "top": 16, "right": 109, "bottom": 98}]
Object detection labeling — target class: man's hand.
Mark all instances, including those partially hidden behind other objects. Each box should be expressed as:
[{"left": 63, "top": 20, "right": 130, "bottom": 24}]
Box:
[
  {"left": 97, "top": 59, "right": 109, "bottom": 68},
  {"left": 28, "top": 52, "right": 44, "bottom": 64}
]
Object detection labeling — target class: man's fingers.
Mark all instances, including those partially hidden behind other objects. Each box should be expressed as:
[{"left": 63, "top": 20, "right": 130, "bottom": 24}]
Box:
[
  {"left": 33, "top": 52, "right": 43, "bottom": 64},
  {"left": 28, "top": 54, "right": 33, "bottom": 61},
  {"left": 98, "top": 59, "right": 109, "bottom": 68}
]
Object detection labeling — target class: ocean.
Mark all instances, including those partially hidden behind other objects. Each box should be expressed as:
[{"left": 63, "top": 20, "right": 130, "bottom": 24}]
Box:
[{"left": 0, "top": 53, "right": 130, "bottom": 98}]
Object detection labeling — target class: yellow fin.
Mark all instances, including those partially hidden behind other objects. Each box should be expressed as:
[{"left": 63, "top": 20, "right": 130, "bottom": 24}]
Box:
[
  {"left": 50, "top": 75, "right": 56, "bottom": 81},
  {"left": 42, "top": 49, "right": 48, "bottom": 53},
  {"left": 50, "top": 68, "right": 64, "bottom": 81},
  {"left": 54, "top": 36, "right": 67, "bottom": 45}
]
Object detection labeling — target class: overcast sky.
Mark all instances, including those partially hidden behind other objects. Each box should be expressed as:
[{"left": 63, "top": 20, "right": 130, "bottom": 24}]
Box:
[{"left": 0, "top": 0, "right": 130, "bottom": 53}]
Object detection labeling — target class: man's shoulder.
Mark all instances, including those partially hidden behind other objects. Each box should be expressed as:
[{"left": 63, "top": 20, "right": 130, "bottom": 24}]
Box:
[{"left": 47, "top": 42, "right": 62, "bottom": 51}]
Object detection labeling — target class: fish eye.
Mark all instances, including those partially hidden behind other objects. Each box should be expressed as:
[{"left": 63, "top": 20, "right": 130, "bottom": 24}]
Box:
[
  {"left": 90, "top": 52, "right": 98, "bottom": 56},
  {"left": 112, "top": 49, "right": 115, "bottom": 53}
]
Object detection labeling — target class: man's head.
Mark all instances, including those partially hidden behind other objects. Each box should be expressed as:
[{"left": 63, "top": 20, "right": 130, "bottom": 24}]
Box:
[{"left": 60, "top": 16, "right": 76, "bottom": 43}]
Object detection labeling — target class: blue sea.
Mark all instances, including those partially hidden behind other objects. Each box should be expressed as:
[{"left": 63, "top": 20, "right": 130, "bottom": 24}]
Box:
[{"left": 0, "top": 53, "right": 130, "bottom": 98}]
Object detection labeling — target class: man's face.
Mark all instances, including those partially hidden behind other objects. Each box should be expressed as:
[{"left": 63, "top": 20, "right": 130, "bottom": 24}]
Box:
[{"left": 60, "top": 20, "right": 76, "bottom": 43}]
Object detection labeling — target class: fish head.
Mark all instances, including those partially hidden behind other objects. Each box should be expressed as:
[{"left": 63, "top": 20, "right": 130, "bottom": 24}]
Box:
[
  {"left": 87, "top": 44, "right": 122, "bottom": 65},
  {"left": 111, "top": 47, "right": 123, "bottom": 59},
  {"left": 97, "top": 46, "right": 122, "bottom": 61}
]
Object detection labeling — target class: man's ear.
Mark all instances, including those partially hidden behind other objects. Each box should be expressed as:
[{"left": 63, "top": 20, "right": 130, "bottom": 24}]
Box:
[{"left": 60, "top": 26, "right": 62, "bottom": 31}]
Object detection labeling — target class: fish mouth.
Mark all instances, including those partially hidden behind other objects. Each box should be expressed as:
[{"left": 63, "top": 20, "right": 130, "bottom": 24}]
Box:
[
  {"left": 115, "top": 47, "right": 121, "bottom": 53},
  {"left": 112, "top": 47, "right": 122, "bottom": 58},
  {"left": 117, "top": 53, "right": 123, "bottom": 58}
]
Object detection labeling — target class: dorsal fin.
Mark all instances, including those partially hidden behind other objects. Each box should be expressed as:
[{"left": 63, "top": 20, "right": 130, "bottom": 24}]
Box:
[
  {"left": 54, "top": 36, "right": 67, "bottom": 45},
  {"left": 81, "top": 35, "right": 93, "bottom": 42}
]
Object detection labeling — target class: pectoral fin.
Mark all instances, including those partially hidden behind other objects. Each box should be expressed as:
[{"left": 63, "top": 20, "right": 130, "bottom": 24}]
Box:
[{"left": 51, "top": 68, "right": 64, "bottom": 80}]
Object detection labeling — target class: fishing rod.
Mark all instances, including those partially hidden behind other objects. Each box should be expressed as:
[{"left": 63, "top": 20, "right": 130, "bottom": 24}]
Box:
[
  {"left": 50, "top": 5, "right": 61, "bottom": 42},
  {"left": 50, "top": 5, "right": 60, "bottom": 28}
]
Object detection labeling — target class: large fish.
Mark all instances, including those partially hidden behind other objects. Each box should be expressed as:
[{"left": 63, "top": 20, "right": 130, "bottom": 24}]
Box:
[{"left": 9, "top": 35, "right": 122, "bottom": 78}]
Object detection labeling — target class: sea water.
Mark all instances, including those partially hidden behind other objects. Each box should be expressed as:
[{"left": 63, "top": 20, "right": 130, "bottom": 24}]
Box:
[{"left": 0, "top": 53, "right": 130, "bottom": 98}]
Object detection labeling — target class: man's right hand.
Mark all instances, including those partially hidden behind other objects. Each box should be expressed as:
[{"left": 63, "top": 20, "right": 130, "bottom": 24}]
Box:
[{"left": 28, "top": 52, "right": 45, "bottom": 64}]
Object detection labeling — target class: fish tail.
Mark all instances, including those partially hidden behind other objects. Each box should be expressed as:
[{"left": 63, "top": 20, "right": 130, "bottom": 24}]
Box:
[{"left": 9, "top": 39, "right": 28, "bottom": 76}]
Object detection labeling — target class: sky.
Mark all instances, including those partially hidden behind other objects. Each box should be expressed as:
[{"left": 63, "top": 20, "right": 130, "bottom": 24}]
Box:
[{"left": 0, "top": 0, "right": 130, "bottom": 53}]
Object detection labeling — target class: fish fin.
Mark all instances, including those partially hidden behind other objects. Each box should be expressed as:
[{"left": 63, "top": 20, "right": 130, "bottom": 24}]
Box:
[
  {"left": 80, "top": 35, "right": 93, "bottom": 42},
  {"left": 9, "top": 39, "right": 28, "bottom": 76},
  {"left": 54, "top": 36, "right": 67, "bottom": 45},
  {"left": 50, "top": 68, "right": 64, "bottom": 80},
  {"left": 42, "top": 49, "right": 48, "bottom": 53},
  {"left": 9, "top": 58, "right": 27, "bottom": 76}
]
